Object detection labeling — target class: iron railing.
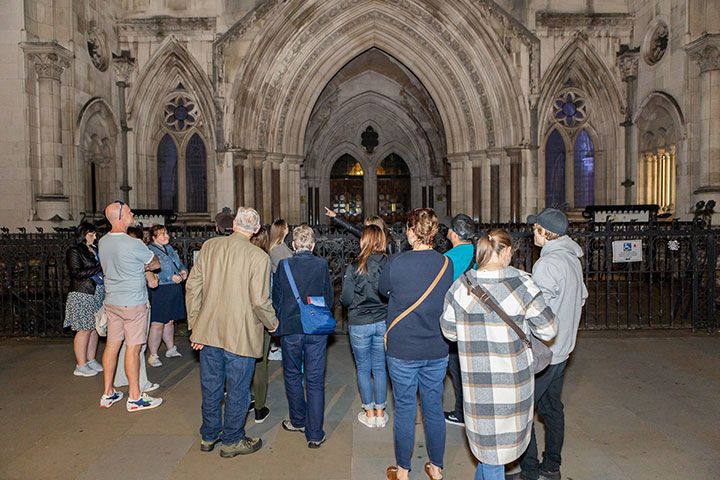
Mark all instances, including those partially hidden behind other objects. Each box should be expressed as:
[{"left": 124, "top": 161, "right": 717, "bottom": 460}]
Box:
[{"left": 1, "top": 221, "right": 717, "bottom": 336}]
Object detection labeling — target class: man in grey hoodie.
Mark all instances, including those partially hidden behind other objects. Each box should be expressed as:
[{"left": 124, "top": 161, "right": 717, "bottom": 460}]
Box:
[{"left": 518, "top": 208, "right": 588, "bottom": 480}]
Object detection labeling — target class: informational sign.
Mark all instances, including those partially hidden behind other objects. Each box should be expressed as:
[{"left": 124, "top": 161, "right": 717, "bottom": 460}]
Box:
[
  {"left": 594, "top": 211, "right": 650, "bottom": 223},
  {"left": 612, "top": 239, "right": 643, "bottom": 263}
]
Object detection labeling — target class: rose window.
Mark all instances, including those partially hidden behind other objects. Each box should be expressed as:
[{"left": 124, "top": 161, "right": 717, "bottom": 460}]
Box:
[
  {"left": 552, "top": 91, "right": 587, "bottom": 128},
  {"left": 163, "top": 92, "right": 198, "bottom": 132}
]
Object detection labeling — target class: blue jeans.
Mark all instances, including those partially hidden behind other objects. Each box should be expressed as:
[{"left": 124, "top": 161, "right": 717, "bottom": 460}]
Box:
[
  {"left": 387, "top": 355, "right": 448, "bottom": 471},
  {"left": 348, "top": 321, "right": 387, "bottom": 410},
  {"left": 281, "top": 334, "right": 328, "bottom": 442},
  {"left": 199, "top": 346, "right": 255, "bottom": 445},
  {"left": 474, "top": 463, "right": 504, "bottom": 480}
]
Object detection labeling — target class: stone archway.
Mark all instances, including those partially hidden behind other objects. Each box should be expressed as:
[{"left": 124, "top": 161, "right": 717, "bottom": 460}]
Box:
[{"left": 215, "top": 0, "right": 537, "bottom": 223}]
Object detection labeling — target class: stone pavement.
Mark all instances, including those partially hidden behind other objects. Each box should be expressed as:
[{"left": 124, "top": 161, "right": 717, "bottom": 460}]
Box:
[{"left": 1, "top": 334, "right": 719, "bottom": 480}]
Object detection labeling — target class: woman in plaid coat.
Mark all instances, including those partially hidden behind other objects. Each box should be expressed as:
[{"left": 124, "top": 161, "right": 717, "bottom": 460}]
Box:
[{"left": 441, "top": 229, "right": 556, "bottom": 480}]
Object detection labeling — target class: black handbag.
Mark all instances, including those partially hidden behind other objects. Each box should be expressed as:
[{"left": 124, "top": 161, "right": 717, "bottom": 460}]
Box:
[{"left": 462, "top": 273, "right": 552, "bottom": 374}]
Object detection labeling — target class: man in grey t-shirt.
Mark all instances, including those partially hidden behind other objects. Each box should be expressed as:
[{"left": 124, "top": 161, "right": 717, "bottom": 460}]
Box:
[{"left": 98, "top": 201, "right": 163, "bottom": 413}]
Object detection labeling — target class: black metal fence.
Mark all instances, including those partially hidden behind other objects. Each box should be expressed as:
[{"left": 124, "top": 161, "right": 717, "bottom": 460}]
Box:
[{"left": 1, "top": 221, "right": 718, "bottom": 336}]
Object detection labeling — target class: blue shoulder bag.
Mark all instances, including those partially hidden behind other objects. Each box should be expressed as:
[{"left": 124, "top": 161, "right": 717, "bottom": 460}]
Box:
[{"left": 282, "top": 260, "right": 336, "bottom": 335}]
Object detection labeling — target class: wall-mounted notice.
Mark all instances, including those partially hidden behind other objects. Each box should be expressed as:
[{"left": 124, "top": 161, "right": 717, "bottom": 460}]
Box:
[{"left": 612, "top": 239, "right": 643, "bottom": 263}]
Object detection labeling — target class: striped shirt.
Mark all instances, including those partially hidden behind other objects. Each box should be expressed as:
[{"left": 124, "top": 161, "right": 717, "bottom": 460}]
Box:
[{"left": 441, "top": 266, "right": 556, "bottom": 465}]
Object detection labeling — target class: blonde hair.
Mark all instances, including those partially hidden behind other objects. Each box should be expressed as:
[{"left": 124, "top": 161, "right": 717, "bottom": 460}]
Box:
[
  {"left": 475, "top": 228, "right": 513, "bottom": 269},
  {"left": 292, "top": 224, "right": 315, "bottom": 252},
  {"left": 364, "top": 215, "right": 392, "bottom": 245},
  {"left": 269, "top": 219, "right": 288, "bottom": 250},
  {"left": 406, "top": 208, "right": 438, "bottom": 248},
  {"left": 356, "top": 225, "right": 386, "bottom": 274}
]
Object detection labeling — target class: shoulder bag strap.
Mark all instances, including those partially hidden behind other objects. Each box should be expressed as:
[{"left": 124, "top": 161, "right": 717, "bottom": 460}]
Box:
[
  {"left": 461, "top": 273, "right": 531, "bottom": 348},
  {"left": 282, "top": 259, "right": 304, "bottom": 308},
  {"left": 384, "top": 256, "right": 449, "bottom": 348}
]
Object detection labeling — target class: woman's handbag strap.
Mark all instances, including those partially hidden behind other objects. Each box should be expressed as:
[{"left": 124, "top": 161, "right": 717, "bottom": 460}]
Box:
[
  {"left": 461, "top": 273, "right": 531, "bottom": 348},
  {"left": 384, "top": 256, "right": 449, "bottom": 348}
]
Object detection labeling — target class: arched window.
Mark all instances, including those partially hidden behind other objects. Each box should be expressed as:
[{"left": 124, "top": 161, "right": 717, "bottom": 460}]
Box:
[
  {"left": 545, "top": 129, "right": 566, "bottom": 208},
  {"left": 377, "top": 153, "right": 411, "bottom": 223},
  {"left": 574, "top": 129, "right": 595, "bottom": 208},
  {"left": 157, "top": 134, "right": 178, "bottom": 210},
  {"left": 330, "top": 154, "right": 364, "bottom": 222},
  {"left": 185, "top": 133, "right": 207, "bottom": 213}
]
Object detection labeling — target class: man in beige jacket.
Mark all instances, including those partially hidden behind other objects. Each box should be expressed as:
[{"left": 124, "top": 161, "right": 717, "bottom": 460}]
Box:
[{"left": 186, "top": 207, "right": 279, "bottom": 458}]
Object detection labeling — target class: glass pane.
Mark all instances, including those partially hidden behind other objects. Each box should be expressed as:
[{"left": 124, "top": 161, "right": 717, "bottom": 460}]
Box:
[
  {"left": 185, "top": 133, "right": 207, "bottom": 213},
  {"left": 330, "top": 154, "right": 363, "bottom": 177},
  {"left": 157, "top": 134, "right": 178, "bottom": 211},
  {"left": 574, "top": 129, "right": 595, "bottom": 208},
  {"left": 377, "top": 153, "right": 410, "bottom": 176},
  {"left": 545, "top": 129, "right": 566, "bottom": 208}
]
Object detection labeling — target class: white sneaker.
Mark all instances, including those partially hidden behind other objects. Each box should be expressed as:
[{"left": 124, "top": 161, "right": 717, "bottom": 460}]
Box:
[
  {"left": 142, "top": 382, "right": 160, "bottom": 393},
  {"left": 165, "top": 346, "right": 182, "bottom": 358},
  {"left": 126, "top": 393, "right": 163, "bottom": 412},
  {"left": 358, "top": 411, "right": 375, "bottom": 428},
  {"left": 74, "top": 363, "right": 99, "bottom": 377},
  {"left": 268, "top": 348, "right": 282, "bottom": 361},
  {"left": 86, "top": 359, "right": 104, "bottom": 372},
  {"left": 99, "top": 390, "right": 124, "bottom": 408},
  {"left": 374, "top": 412, "right": 389, "bottom": 428},
  {"left": 148, "top": 354, "right": 163, "bottom": 367}
]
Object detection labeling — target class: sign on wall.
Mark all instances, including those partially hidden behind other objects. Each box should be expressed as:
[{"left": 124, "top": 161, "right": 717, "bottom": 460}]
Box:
[{"left": 612, "top": 239, "right": 643, "bottom": 263}]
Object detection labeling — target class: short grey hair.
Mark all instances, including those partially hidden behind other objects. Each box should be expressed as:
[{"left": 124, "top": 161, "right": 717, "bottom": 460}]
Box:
[
  {"left": 292, "top": 225, "right": 315, "bottom": 251},
  {"left": 234, "top": 207, "right": 261, "bottom": 234}
]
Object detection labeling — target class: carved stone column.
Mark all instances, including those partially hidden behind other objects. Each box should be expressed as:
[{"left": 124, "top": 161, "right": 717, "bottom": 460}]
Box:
[
  {"left": 285, "top": 155, "right": 302, "bottom": 224},
  {"left": 447, "top": 154, "right": 467, "bottom": 217},
  {"left": 687, "top": 35, "right": 720, "bottom": 200},
  {"left": 618, "top": 46, "right": 639, "bottom": 204},
  {"left": 112, "top": 51, "right": 135, "bottom": 204},
  {"left": 21, "top": 42, "right": 72, "bottom": 221},
  {"left": 266, "top": 153, "right": 283, "bottom": 222}
]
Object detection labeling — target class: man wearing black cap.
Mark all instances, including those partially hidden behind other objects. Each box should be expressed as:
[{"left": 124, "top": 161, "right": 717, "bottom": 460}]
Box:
[
  {"left": 517, "top": 208, "right": 588, "bottom": 480},
  {"left": 442, "top": 213, "right": 477, "bottom": 426}
]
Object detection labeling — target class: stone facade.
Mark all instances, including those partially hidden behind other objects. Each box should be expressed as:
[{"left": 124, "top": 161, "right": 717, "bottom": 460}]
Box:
[{"left": 1, "top": 0, "right": 717, "bottom": 227}]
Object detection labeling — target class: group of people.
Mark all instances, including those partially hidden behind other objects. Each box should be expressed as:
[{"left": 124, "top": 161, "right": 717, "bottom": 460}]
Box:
[{"left": 64, "top": 200, "right": 587, "bottom": 480}]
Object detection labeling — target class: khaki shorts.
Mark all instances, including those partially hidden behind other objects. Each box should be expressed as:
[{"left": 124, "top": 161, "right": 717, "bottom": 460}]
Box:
[{"left": 105, "top": 303, "right": 149, "bottom": 346}]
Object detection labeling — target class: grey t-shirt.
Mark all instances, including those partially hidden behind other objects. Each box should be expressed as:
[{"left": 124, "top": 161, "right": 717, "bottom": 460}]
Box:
[{"left": 99, "top": 233, "right": 155, "bottom": 306}]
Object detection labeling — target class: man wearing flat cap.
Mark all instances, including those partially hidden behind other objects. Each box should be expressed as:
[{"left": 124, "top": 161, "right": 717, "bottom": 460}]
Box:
[{"left": 518, "top": 208, "right": 588, "bottom": 480}]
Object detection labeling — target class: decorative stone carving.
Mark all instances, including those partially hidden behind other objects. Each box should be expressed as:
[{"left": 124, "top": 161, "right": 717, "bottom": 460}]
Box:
[
  {"left": 112, "top": 51, "right": 135, "bottom": 85},
  {"left": 617, "top": 47, "right": 640, "bottom": 80},
  {"left": 552, "top": 90, "right": 588, "bottom": 128},
  {"left": 536, "top": 12, "right": 634, "bottom": 29},
  {"left": 361, "top": 126, "right": 379, "bottom": 154},
  {"left": 686, "top": 34, "right": 720, "bottom": 73},
  {"left": 86, "top": 23, "right": 110, "bottom": 72},
  {"left": 643, "top": 21, "right": 669, "bottom": 66},
  {"left": 117, "top": 16, "right": 216, "bottom": 38},
  {"left": 26, "top": 48, "right": 71, "bottom": 80},
  {"left": 163, "top": 87, "right": 199, "bottom": 132}
]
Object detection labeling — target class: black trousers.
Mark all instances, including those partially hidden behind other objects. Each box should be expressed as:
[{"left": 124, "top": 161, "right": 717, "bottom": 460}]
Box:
[
  {"left": 519, "top": 360, "right": 568, "bottom": 479},
  {"left": 446, "top": 344, "right": 464, "bottom": 419}
]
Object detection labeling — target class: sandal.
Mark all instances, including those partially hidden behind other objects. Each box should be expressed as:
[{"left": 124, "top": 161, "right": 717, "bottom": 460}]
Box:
[
  {"left": 424, "top": 462, "right": 443, "bottom": 480},
  {"left": 386, "top": 466, "right": 399, "bottom": 480}
]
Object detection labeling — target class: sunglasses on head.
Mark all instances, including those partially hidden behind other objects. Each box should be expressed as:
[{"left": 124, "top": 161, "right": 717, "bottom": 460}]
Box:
[{"left": 114, "top": 200, "right": 125, "bottom": 220}]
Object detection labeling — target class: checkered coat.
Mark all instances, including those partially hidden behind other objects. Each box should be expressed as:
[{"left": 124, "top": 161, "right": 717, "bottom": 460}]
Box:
[{"left": 441, "top": 267, "right": 556, "bottom": 465}]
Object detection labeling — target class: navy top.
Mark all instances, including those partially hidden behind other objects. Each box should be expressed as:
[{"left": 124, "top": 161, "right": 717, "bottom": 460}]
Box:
[
  {"left": 272, "top": 251, "right": 333, "bottom": 336},
  {"left": 378, "top": 249, "right": 454, "bottom": 360}
]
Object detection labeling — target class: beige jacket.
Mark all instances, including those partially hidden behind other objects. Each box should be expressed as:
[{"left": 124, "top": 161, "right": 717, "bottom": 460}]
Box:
[{"left": 186, "top": 232, "right": 279, "bottom": 358}]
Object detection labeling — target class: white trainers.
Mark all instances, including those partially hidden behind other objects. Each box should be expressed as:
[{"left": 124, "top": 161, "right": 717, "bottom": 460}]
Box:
[
  {"left": 74, "top": 363, "right": 99, "bottom": 377},
  {"left": 142, "top": 382, "right": 160, "bottom": 393},
  {"left": 86, "top": 359, "right": 104, "bottom": 372},
  {"left": 268, "top": 347, "right": 282, "bottom": 361},
  {"left": 358, "top": 411, "right": 375, "bottom": 428},
  {"left": 148, "top": 354, "right": 163, "bottom": 367},
  {"left": 165, "top": 346, "right": 182, "bottom": 358},
  {"left": 100, "top": 390, "right": 124, "bottom": 408},
  {"left": 374, "top": 411, "right": 389, "bottom": 428},
  {"left": 126, "top": 393, "right": 163, "bottom": 412}
]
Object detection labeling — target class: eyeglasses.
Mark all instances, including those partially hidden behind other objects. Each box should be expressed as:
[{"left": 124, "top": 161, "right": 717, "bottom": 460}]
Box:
[{"left": 115, "top": 200, "right": 125, "bottom": 220}]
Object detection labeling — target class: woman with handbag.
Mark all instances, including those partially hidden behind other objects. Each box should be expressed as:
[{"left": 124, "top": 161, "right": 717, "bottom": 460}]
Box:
[
  {"left": 378, "top": 208, "right": 454, "bottom": 480},
  {"left": 146, "top": 224, "right": 188, "bottom": 367},
  {"left": 341, "top": 224, "right": 389, "bottom": 428},
  {"left": 440, "top": 229, "right": 556, "bottom": 480},
  {"left": 272, "top": 225, "right": 334, "bottom": 449},
  {"left": 64, "top": 222, "right": 105, "bottom": 377}
]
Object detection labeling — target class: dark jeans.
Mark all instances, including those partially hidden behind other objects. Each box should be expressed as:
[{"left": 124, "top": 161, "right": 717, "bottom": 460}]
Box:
[
  {"left": 281, "top": 334, "right": 328, "bottom": 443},
  {"left": 520, "top": 360, "right": 568, "bottom": 479},
  {"left": 447, "top": 344, "right": 464, "bottom": 419},
  {"left": 199, "top": 346, "right": 256, "bottom": 445},
  {"left": 387, "top": 355, "right": 448, "bottom": 471}
]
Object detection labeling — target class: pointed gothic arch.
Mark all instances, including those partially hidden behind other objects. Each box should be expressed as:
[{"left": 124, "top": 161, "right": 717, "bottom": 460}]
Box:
[
  {"left": 128, "top": 36, "right": 216, "bottom": 213},
  {"left": 537, "top": 34, "right": 625, "bottom": 207}
]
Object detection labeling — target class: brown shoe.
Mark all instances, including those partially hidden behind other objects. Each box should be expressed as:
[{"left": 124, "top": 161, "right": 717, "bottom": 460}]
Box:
[
  {"left": 424, "top": 462, "right": 443, "bottom": 480},
  {"left": 386, "top": 466, "right": 399, "bottom": 480}
]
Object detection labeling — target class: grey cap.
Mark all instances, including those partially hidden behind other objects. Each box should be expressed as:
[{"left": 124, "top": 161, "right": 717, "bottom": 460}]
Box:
[
  {"left": 527, "top": 208, "right": 568, "bottom": 236},
  {"left": 450, "top": 214, "right": 476, "bottom": 241}
]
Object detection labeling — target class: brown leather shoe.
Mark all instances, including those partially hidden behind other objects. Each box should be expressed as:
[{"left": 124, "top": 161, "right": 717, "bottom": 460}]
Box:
[
  {"left": 424, "top": 462, "right": 443, "bottom": 480},
  {"left": 386, "top": 465, "right": 399, "bottom": 480}
]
